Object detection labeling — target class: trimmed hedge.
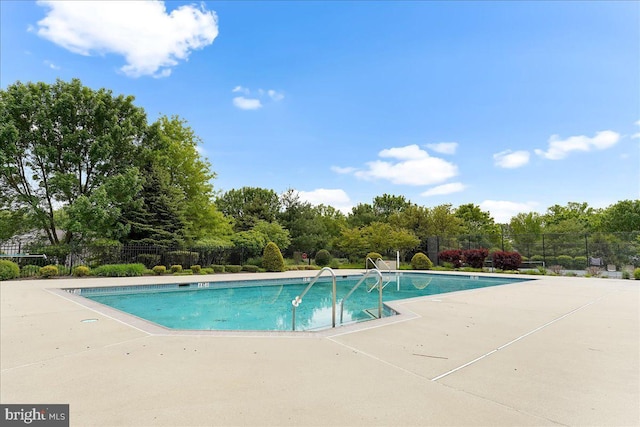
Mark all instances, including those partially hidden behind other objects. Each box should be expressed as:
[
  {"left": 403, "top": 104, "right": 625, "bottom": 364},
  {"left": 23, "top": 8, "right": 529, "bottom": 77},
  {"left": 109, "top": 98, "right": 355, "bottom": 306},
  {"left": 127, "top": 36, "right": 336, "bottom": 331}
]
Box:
[
  {"left": 0, "top": 260, "right": 20, "bottom": 280},
  {"left": 225, "top": 265, "right": 242, "bottom": 273},
  {"left": 211, "top": 265, "right": 225, "bottom": 273},
  {"left": 190, "top": 265, "right": 201, "bottom": 274},
  {"left": 241, "top": 265, "right": 260, "bottom": 273},
  {"left": 170, "top": 265, "right": 183, "bottom": 273},
  {"left": 92, "top": 263, "right": 146, "bottom": 277},
  {"left": 136, "top": 254, "right": 161, "bottom": 269},
  {"left": 411, "top": 253, "right": 433, "bottom": 270},
  {"left": 152, "top": 265, "right": 166, "bottom": 275}
]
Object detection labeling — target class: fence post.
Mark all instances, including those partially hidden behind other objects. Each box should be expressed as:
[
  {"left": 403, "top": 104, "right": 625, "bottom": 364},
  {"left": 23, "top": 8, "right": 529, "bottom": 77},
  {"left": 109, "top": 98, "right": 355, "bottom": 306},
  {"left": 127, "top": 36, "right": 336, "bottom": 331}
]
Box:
[
  {"left": 542, "top": 234, "right": 546, "bottom": 266},
  {"left": 584, "top": 234, "right": 589, "bottom": 268}
]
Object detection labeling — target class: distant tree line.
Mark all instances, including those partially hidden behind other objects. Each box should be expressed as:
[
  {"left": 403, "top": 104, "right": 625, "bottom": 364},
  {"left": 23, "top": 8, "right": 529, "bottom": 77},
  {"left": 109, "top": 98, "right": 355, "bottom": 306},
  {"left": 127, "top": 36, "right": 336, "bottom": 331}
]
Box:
[{"left": 1, "top": 79, "right": 639, "bottom": 264}]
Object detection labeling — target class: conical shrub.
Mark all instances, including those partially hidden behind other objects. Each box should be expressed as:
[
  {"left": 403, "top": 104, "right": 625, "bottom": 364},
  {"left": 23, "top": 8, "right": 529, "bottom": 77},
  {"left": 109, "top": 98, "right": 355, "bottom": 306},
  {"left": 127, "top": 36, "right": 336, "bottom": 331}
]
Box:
[{"left": 263, "top": 242, "right": 285, "bottom": 272}]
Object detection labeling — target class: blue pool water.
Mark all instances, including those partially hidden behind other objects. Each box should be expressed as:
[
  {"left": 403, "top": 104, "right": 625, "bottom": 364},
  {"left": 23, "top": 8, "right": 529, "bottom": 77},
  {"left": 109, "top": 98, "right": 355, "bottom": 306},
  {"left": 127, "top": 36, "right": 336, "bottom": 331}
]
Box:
[{"left": 74, "top": 273, "right": 529, "bottom": 332}]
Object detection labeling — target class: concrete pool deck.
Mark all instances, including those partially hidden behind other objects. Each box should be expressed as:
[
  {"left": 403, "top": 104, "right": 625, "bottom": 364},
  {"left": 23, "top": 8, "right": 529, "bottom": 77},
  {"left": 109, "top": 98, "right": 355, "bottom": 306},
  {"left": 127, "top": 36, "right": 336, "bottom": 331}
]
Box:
[{"left": 1, "top": 270, "right": 638, "bottom": 426}]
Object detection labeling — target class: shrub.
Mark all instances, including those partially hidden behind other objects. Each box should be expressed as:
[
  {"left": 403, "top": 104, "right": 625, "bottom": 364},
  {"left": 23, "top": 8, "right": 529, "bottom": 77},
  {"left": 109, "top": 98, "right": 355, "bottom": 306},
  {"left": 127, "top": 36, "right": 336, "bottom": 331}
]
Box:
[
  {"left": 92, "top": 263, "right": 146, "bottom": 277},
  {"left": 439, "top": 249, "right": 463, "bottom": 268},
  {"left": 263, "top": 242, "right": 285, "bottom": 272},
  {"left": 245, "top": 257, "right": 263, "bottom": 268},
  {"left": 21, "top": 264, "right": 40, "bottom": 277},
  {"left": 492, "top": 251, "right": 522, "bottom": 271},
  {"left": 72, "top": 266, "right": 90, "bottom": 277},
  {"left": 586, "top": 267, "right": 601, "bottom": 278},
  {"left": 202, "top": 267, "right": 214, "bottom": 274},
  {"left": 365, "top": 252, "right": 383, "bottom": 268},
  {"left": 211, "top": 265, "right": 225, "bottom": 273},
  {"left": 622, "top": 270, "right": 630, "bottom": 279},
  {"left": 165, "top": 251, "right": 199, "bottom": 267},
  {"left": 574, "top": 256, "right": 587, "bottom": 269},
  {"left": 136, "top": 254, "right": 161, "bottom": 269},
  {"left": 633, "top": 268, "right": 640, "bottom": 280},
  {"left": 556, "top": 255, "right": 573, "bottom": 269},
  {"left": 152, "top": 265, "right": 166, "bottom": 275},
  {"left": 226, "top": 265, "right": 242, "bottom": 273},
  {"left": 0, "top": 260, "right": 20, "bottom": 280},
  {"left": 170, "top": 265, "right": 183, "bottom": 273},
  {"left": 315, "top": 249, "right": 332, "bottom": 267},
  {"left": 329, "top": 259, "right": 341, "bottom": 269},
  {"left": 549, "top": 265, "right": 563, "bottom": 275},
  {"left": 190, "top": 265, "right": 201, "bottom": 274},
  {"left": 241, "top": 265, "right": 260, "bottom": 273},
  {"left": 39, "top": 265, "right": 59, "bottom": 278},
  {"left": 462, "top": 248, "right": 489, "bottom": 269},
  {"left": 411, "top": 252, "right": 433, "bottom": 270}
]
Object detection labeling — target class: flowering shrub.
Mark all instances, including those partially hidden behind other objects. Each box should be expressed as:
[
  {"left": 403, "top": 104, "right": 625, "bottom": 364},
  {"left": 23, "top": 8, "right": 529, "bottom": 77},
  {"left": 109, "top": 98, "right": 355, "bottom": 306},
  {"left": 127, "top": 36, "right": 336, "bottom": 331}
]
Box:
[
  {"left": 462, "top": 248, "right": 488, "bottom": 269},
  {"left": 438, "top": 249, "right": 463, "bottom": 268},
  {"left": 492, "top": 251, "right": 522, "bottom": 270}
]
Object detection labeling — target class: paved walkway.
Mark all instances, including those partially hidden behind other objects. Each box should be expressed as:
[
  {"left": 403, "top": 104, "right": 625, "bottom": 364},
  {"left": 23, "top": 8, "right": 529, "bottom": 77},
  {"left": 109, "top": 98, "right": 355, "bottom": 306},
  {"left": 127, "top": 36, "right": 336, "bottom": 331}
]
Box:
[{"left": 1, "top": 271, "right": 638, "bottom": 426}]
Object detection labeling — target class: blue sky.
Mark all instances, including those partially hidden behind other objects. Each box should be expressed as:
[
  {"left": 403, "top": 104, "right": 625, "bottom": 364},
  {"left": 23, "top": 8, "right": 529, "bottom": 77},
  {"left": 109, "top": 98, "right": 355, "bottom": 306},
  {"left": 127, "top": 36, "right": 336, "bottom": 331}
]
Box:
[{"left": 1, "top": 1, "right": 639, "bottom": 222}]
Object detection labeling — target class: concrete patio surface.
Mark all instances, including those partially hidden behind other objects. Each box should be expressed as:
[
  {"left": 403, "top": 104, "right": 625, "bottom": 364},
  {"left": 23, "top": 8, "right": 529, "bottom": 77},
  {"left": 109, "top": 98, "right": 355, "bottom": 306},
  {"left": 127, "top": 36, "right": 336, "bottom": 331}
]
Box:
[{"left": 1, "top": 271, "right": 638, "bottom": 426}]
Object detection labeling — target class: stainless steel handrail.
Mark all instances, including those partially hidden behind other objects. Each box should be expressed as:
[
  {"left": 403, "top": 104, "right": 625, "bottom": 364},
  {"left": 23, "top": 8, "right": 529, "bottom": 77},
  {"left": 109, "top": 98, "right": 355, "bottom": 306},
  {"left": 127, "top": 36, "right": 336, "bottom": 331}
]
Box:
[
  {"left": 339, "top": 269, "right": 383, "bottom": 324},
  {"left": 291, "top": 267, "right": 337, "bottom": 331}
]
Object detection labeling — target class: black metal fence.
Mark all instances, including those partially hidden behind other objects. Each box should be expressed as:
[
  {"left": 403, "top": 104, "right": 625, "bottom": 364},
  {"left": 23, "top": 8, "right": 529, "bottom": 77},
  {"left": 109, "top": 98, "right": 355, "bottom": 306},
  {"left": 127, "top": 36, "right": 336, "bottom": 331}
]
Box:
[{"left": 1, "top": 231, "right": 638, "bottom": 276}]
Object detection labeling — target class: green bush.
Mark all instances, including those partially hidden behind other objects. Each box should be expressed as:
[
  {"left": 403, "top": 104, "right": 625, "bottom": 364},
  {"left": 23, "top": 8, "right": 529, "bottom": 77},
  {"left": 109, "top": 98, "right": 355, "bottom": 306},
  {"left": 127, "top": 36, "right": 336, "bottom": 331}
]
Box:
[
  {"left": 0, "top": 260, "right": 20, "bottom": 280},
  {"left": 202, "top": 267, "right": 214, "bottom": 274},
  {"left": 315, "top": 249, "right": 332, "bottom": 267},
  {"left": 136, "top": 254, "right": 161, "bottom": 269},
  {"left": 92, "top": 263, "right": 146, "bottom": 277},
  {"left": 263, "top": 242, "right": 285, "bottom": 272},
  {"left": 21, "top": 264, "right": 40, "bottom": 277},
  {"left": 241, "top": 265, "right": 260, "bottom": 273},
  {"left": 165, "top": 251, "right": 199, "bottom": 267},
  {"left": 225, "top": 265, "right": 242, "bottom": 273},
  {"left": 170, "top": 265, "right": 183, "bottom": 273},
  {"left": 152, "top": 265, "right": 166, "bottom": 275},
  {"left": 211, "top": 265, "right": 225, "bottom": 273},
  {"left": 39, "top": 265, "right": 59, "bottom": 278},
  {"left": 574, "top": 256, "right": 587, "bottom": 269},
  {"left": 411, "top": 252, "right": 433, "bottom": 270},
  {"left": 245, "top": 257, "right": 263, "bottom": 268},
  {"left": 634, "top": 268, "right": 640, "bottom": 280},
  {"left": 72, "top": 266, "right": 90, "bottom": 277},
  {"left": 556, "top": 255, "right": 573, "bottom": 269},
  {"left": 622, "top": 270, "right": 630, "bottom": 279},
  {"left": 329, "top": 259, "right": 341, "bottom": 269},
  {"left": 365, "top": 252, "right": 383, "bottom": 268},
  {"left": 190, "top": 265, "right": 201, "bottom": 274}
]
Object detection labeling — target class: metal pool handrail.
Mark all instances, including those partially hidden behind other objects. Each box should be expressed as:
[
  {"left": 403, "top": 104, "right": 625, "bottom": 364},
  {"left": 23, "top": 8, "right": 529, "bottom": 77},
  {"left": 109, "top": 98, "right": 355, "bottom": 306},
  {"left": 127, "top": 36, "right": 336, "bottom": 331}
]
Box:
[
  {"left": 339, "top": 269, "right": 383, "bottom": 324},
  {"left": 291, "top": 267, "right": 337, "bottom": 331}
]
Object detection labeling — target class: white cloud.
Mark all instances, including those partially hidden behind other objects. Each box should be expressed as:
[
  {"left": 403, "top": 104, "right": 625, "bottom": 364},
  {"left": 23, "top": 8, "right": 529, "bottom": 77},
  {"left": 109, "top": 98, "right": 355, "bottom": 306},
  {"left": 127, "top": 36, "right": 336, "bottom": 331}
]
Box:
[
  {"left": 268, "top": 89, "right": 285, "bottom": 101},
  {"left": 232, "top": 86, "right": 249, "bottom": 94},
  {"left": 331, "top": 166, "right": 357, "bottom": 174},
  {"left": 43, "top": 59, "right": 60, "bottom": 70},
  {"left": 632, "top": 120, "right": 640, "bottom": 139},
  {"left": 493, "top": 150, "right": 530, "bottom": 169},
  {"left": 232, "top": 86, "right": 283, "bottom": 109},
  {"left": 34, "top": 0, "right": 218, "bottom": 78},
  {"left": 479, "top": 200, "right": 539, "bottom": 224},
  {"left": 534, "top": 130, "right": 620, "bottom": 160},
  {"left": 426, "top": 142, "right": 458, "bottom": 155},
  {"left": 296, "top": 189, "right": 353, "bottom": 214},
  {"left": 354, "top": 144, "right": 458, "bottom": 186},
  {"left": 420, "top": 182, "right": 466, "bottom": 197},
  {"left": 232, "top": 97, "right": 262, "bottom": 110}
]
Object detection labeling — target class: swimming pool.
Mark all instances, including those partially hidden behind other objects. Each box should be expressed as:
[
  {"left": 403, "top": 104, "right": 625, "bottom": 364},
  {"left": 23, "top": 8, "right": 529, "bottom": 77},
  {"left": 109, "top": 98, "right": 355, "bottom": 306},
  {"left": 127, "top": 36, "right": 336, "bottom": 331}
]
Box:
[{"left": 69, "top": 272, "right": 529, "bottom": 332}]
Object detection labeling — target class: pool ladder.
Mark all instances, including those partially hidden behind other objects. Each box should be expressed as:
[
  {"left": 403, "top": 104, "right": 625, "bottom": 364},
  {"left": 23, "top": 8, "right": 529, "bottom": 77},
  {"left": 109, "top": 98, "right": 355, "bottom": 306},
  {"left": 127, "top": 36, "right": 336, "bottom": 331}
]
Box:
[
  {"left": 291, "top": 267, "right": 385, "bottom": 331},
  {"left": 366, "top": 257, "right": 394, "bottom": 291},
  {"left": 291, "top": 267, "right": 337, "bottom": 331}
]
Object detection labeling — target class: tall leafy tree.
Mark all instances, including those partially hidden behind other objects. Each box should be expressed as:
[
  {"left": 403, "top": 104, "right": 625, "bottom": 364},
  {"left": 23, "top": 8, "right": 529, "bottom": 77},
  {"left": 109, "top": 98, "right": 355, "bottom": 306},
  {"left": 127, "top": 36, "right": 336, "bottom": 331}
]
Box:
[
  {"left": 0, "top": 78, "right": 147, "bottom": 244},
  {"left": 216, "top": 187, "right": 281, "bottom": 231},
  {"left": 597, "top": 200, "right": 640, "bottom": 232}
]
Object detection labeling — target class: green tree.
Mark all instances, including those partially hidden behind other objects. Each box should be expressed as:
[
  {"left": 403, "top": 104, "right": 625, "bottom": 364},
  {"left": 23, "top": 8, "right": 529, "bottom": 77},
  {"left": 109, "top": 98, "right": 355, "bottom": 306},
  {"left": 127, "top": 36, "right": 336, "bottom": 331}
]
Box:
[
  {"left": 347, "top": 203, "right": 377, "bottom": 228},
  {"left": 252, "top": 220, "right": 291, "bottom": 251},
  {"left": 216, "top": 187, "right": 281, "bottom": 231},
  {"left": 0, "top": 78, "right": 147, "bottom": 244},
  {"left": 262, "top": 242, "right": 285, "bottom": 272},
  {"left": 598, "top": 200, "right": 640, "bottom": 232},
  {"left": 372, "top": 194, "right": 411, "bottom": 219},
  {"left": 509, "top": 212, "right": 543, "bottom": 258}
]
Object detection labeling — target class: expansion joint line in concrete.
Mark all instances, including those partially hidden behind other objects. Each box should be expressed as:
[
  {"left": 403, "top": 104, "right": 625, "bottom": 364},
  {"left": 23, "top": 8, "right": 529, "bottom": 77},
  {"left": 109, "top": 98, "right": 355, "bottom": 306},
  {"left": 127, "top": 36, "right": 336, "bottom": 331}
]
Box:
[{"left": 430, "top": 292, "right": 612, "bottom": 382}]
